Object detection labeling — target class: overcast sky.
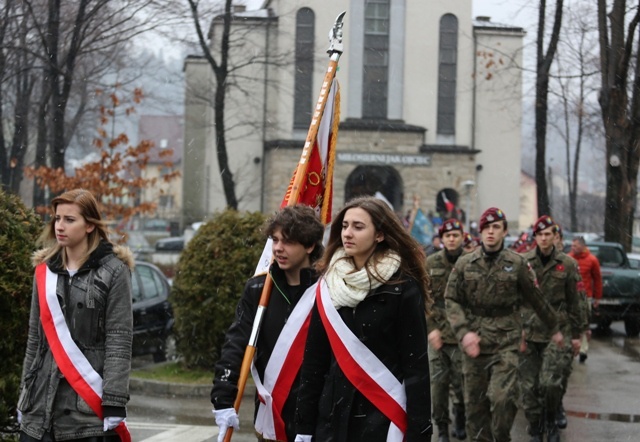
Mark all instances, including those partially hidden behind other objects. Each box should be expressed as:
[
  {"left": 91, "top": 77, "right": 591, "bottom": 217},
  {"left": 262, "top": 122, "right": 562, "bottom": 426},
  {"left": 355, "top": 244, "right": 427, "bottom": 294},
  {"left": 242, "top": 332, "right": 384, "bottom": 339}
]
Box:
[{"left": 473, "top": 0, "right": 536, "bottom": 28}]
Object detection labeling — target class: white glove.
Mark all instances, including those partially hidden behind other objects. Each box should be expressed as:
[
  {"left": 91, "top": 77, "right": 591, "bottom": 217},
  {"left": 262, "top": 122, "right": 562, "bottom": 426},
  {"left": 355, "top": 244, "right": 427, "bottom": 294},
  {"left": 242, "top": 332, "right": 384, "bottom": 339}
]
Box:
[
  {"left": 17, "top": 410, "right": 22, "bottom": 424},
  {"left": 103, "top": 416, "right": 125, "bottom": 431},
  {"left": 213, "top": 408, "right": 240, "bottom": 442},
  {"left": 294, "top": 435, "right": 313, "bottom": 442}
]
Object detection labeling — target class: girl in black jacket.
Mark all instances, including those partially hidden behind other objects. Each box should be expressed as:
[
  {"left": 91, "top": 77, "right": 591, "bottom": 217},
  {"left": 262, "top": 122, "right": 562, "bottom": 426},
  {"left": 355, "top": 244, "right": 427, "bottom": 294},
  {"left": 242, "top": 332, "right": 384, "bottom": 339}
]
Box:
[{"left": 295, "top": 196, "right": 433, "bottom": 441}]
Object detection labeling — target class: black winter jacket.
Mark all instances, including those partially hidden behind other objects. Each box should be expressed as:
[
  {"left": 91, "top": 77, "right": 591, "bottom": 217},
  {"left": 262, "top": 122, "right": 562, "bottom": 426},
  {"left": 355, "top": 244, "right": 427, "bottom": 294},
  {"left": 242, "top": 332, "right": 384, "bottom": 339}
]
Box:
[
  {"left": 211, "top": 264, "right": 318, "bottom": 441},
  {"left": 295, "top": 274, "right": 433, "bottom": 441}
]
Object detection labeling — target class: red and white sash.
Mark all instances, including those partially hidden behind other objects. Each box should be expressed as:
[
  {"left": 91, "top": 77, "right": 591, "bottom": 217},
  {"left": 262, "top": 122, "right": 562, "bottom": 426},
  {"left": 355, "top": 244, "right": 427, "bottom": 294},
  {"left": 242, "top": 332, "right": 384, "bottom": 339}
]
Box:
[
  {"left": 251, "top": 281, "right": 317, "bottom": 441},
  {"left": 316, "top": 279, "right": 407, "bottom": 441},
  {"left": 35, "top": 263, "right": 131, "bottom": 442}
]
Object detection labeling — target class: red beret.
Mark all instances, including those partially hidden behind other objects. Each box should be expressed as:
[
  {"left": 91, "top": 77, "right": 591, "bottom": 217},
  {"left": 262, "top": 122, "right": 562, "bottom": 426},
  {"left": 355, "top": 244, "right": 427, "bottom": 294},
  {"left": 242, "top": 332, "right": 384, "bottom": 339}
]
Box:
[
  {"left": 533, "top": 215, "right": 556, "bottom": 234},
  {"left": 463, "top": 233, "right": 475, "bottom": 246},
  {"left": 438, "top": 218, "right": 463, "bottom": 237},
  {"left": 479, "top": 207, "right": 506, "bottom": 231}
]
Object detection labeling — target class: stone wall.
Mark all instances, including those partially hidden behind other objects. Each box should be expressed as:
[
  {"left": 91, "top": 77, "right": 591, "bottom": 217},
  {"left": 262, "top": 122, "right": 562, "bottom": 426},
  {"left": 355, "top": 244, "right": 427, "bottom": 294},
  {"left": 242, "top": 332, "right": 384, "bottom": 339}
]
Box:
[{"left": 263, "top": 127, "right": 477, "bottom": 221}]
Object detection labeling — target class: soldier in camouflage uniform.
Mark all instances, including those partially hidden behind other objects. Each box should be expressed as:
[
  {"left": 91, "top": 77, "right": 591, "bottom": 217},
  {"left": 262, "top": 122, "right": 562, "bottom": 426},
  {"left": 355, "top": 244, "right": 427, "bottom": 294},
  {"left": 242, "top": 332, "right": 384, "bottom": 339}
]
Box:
[
  {"left": 520, "top": 216, "right": 583, "bottom": 442},
  {"left": 445, "top": 207, "right": 563, "bottom": 442},
  {"left": 553, "top": 225, "right": 589, "bottom": 431},
  {"left": 427, "top": 219, "right": 467, "bottom": 442}
]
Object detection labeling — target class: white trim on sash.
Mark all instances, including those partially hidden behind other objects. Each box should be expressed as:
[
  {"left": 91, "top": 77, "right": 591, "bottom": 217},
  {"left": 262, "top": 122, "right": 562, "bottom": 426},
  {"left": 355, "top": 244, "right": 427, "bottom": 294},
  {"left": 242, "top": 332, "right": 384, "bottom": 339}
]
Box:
[
  {"left": 317, "top": 279, "right": 406, "bottom": 441},
  {"left": 252, "top": 281, "right": 318, "bottom": 440}
]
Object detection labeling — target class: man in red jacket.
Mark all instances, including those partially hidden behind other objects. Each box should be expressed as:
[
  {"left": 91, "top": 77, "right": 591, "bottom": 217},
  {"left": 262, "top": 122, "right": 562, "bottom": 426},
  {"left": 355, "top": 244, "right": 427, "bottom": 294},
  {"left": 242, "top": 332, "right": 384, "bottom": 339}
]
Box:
[{"left": 569, "top": 236, "right": 602, "bottom": 362}]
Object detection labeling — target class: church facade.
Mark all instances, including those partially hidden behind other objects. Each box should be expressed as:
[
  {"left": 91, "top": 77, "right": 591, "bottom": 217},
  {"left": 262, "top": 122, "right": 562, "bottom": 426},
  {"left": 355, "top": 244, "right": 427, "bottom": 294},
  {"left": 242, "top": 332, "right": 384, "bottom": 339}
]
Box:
[{"left": 182, "top": 0, "right": 525, "bottom": 231}]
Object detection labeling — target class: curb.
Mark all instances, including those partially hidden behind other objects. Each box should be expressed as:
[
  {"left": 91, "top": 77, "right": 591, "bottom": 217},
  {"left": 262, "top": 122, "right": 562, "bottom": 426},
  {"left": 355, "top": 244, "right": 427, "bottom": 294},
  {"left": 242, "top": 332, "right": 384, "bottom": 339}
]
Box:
[{"left": 129, "top": 376, "right": 257, "bottom": 398}]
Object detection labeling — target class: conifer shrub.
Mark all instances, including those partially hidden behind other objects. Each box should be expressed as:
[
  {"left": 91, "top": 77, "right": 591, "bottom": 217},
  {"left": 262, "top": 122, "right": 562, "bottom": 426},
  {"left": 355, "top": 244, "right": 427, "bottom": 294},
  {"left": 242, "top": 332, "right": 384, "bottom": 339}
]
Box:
[
  {"left": 0, "top": 190, "right": 42, "bottom": 435},
  {"left": 171, "top": 209, "right": 266, "bottom": 369}
]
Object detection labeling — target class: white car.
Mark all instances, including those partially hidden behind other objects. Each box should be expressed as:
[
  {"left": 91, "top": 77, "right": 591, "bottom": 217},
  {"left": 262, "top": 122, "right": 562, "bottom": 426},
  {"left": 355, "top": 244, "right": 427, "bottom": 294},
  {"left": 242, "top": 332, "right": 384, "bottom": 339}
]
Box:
[{"left": 627, "top": 252, "right": 640, "bottom": 270}]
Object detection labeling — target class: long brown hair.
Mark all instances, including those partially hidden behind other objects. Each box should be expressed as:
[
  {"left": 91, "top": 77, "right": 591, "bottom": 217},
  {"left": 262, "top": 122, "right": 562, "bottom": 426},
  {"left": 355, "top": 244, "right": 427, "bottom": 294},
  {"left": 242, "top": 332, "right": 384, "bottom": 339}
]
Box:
[
  {"left": 316, "top": 196, "right": 431, "bottom": 310},
  {"left": 38, "top": 189, "right": 111, "bottom": 268}
]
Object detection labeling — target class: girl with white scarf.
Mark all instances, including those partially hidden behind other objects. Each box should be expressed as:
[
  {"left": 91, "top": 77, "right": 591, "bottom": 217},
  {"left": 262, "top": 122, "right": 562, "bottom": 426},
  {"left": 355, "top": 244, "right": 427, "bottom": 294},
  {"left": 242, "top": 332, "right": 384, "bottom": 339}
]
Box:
[{"left": 295, "top": 196, "right": 433, "bottom": 442}]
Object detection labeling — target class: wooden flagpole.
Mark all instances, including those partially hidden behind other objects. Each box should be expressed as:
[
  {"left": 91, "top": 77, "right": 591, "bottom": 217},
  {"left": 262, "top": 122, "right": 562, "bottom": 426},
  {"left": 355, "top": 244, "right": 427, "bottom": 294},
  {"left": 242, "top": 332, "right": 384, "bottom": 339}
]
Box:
[{"left": 224, "top": 11, "right": 346, "bottom": 442}]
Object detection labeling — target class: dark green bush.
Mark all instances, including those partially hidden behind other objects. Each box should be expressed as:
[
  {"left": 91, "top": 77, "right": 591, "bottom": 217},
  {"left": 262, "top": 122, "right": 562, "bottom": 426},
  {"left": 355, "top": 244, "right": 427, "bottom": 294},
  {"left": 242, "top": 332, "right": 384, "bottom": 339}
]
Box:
[
  {"left": 171, "top": 209, "right": 266, "bottom": 369},
  {"left": 0, "top": 190, "right": 42, "bottom": 435}
]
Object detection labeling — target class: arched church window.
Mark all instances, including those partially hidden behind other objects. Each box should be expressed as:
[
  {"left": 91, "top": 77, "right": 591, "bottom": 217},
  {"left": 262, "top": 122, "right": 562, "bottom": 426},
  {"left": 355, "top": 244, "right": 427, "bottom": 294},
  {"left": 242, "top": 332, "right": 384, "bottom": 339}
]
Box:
[
  {"left": 294, "top": 8, "right": 315, "bottom": 129},
  {"left": 362, "top": 0, "right": 389, "bottom": 119},
  {"left": 437, "top": 14, "right": 458, "bottom": 135}
]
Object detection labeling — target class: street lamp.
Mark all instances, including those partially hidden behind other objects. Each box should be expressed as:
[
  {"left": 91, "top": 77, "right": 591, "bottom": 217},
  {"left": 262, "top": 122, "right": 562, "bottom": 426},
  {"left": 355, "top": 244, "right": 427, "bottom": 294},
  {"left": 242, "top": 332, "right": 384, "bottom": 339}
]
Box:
[{"left": 462, "top": 180, "right": 475, "bottom": 233}]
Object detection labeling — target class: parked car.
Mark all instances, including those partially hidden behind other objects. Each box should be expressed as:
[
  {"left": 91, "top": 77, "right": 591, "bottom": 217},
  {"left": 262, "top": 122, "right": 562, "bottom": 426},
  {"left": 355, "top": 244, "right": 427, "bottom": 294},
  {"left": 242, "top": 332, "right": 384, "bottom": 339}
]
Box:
[
  {"left": 584, "top": 242, "right": 640, "bottom": 337},
  {"left": 155, "top": 236, "right": 185, "bottom": 252},
  {"left": 627, "top": 252, "right": 640, "bottom": 270},
  {"left": 566, "top": 231, "right": 603, "bottom": 242},
  {"left": 132, "top": 261, "right": 175, "bottom": 362},
  {"left": 142, "top": 219, "right": 171, "bottom": 232},
  {"left": 126, "top": 231, "right": 154, "bottom": 257}
]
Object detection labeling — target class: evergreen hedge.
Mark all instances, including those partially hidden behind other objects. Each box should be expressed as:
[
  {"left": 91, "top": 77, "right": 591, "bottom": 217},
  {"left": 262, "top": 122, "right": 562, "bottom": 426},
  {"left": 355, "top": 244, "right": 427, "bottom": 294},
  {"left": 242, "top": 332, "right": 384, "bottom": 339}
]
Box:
[
  {"left": 0, "top": 190, "right": 42, "bottom": 436},
  {"left": 171, "top": 209, "right": 266, "bottom": 369}
]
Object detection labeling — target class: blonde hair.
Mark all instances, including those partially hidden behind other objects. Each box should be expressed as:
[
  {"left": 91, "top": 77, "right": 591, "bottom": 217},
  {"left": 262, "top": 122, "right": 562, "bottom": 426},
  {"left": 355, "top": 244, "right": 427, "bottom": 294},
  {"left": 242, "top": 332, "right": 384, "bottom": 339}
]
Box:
[{"left": 38, "top": 189, "right": 111, "bottom": 268}]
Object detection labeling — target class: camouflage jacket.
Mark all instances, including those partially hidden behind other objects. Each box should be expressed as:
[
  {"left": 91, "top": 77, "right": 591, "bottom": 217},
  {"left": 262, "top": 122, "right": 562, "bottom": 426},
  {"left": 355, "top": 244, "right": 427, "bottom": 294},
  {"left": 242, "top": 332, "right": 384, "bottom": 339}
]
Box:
[
  {"left": 426, "top": 249, "right": 462, "bottom": 344},
  {"left": 522, "top": 247, "right": 583, "bottom": 341},
  {"left": 445, "top": 246, "right": 559, "bottom": 354}
]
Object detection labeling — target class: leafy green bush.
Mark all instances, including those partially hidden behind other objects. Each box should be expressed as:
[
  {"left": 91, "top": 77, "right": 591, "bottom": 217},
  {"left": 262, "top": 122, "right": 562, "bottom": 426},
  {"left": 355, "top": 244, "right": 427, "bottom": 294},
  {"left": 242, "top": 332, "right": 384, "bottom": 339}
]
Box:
[
  {"left": 0, "top": 190, "right": 42, "bottom": 435},
  {"left": 171, "top": 209, "right": 266, "bottom": 369}
]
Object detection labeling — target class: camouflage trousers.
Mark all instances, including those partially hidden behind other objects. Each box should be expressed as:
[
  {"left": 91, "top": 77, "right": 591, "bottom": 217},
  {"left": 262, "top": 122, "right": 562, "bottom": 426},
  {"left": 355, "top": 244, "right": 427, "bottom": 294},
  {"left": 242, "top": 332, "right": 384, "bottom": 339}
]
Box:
[
  {"left": 519, "top": 340, "right": 572, "bottom": 425},
  {"left": 428, "top": 343, "right": 465, "bottom": 427},
  {"left": 462, "top": 350, "right": 520, "bottom": 442}
]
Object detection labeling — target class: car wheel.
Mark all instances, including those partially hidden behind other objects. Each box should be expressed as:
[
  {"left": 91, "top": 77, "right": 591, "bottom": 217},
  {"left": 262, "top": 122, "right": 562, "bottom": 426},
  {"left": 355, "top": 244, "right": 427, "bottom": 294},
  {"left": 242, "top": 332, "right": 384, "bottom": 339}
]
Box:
[
  {"left": 153, "top": 333, "right": 177, "bottom": 363},
  {"left": 624, "top": 318, "right": 640, "bottom": 337}
]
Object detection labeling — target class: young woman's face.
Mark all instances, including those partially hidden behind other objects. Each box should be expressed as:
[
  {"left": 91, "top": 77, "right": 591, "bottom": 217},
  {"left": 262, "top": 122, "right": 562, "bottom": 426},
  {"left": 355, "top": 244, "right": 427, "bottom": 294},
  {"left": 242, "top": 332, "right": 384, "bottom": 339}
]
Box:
[
  {"left": 341, "top": 207, "right": 383, "bottom": 269},
  {"left": 54, "top": 203, "right": 94, "bottom": 251}
]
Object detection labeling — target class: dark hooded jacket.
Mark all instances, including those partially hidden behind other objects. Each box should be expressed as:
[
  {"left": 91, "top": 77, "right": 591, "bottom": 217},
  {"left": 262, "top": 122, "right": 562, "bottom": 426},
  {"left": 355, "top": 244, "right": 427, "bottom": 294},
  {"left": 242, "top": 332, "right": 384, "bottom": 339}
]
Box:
[
  {"left": 295, "top": 274, "right": 432, "bottom": 441},
  {"left": 211, "top": 263, "right": 318, "bottom": 442}
]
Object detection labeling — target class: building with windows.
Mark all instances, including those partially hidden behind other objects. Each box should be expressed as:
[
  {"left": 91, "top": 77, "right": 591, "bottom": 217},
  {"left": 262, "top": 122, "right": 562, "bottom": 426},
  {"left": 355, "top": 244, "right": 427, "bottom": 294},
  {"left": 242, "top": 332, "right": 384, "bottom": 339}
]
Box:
[
  {"left": 182, "top": 0, "right": 525, "bottom": 230},
  {"left": 137, "top": 115, "right": 183, "bottom": 223}
]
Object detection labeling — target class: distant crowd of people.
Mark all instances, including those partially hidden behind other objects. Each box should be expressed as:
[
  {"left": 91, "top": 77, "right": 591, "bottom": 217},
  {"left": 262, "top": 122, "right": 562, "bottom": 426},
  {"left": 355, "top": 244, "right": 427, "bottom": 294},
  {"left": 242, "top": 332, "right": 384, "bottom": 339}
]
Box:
[{"left": 16, "top": 190, "right": 602, "bottom": 442}]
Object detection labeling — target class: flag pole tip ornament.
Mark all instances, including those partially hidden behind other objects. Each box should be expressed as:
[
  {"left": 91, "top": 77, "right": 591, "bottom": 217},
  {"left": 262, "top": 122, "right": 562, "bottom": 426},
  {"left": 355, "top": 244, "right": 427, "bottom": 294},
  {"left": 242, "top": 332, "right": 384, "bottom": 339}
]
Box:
[{"left": 327, "top": 11, "right": 346, "bottom": 56}]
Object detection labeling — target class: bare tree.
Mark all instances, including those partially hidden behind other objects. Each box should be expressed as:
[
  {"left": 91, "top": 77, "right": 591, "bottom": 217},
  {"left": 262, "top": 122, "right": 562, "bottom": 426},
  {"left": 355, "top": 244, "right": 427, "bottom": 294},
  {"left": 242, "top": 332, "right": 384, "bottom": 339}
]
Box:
[
  {"left": 535, "top": 0, "right": 564, "bottom": 217},
  {"left": 0, "top": 1, "right": 38, "bottom": 194},
  {"left": 0, "top": 0, "right": 168, "bottom": 206},
  {"left": 548, "top": 2, "right": 601, "bottom": 231},
  {"left": 185, "top": 0, "right": 239, "bottom": 209},
  {"left": 597, "top": 0, "right": 640, "bottom": 250}
]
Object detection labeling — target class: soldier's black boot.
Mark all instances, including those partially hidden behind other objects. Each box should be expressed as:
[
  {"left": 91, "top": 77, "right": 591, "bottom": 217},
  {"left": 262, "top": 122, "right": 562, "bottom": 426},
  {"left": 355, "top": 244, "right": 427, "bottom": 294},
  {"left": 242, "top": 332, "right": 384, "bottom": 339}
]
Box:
[
  {"left": 452, "top": 406, "right": 466, "bottom": 439},
  {"left": 547, "top": 419, "right": 560, "bottom": 442},
  {"left": 437, "top": 425, "right": 450, "bottom": 442},
  {"left": 527, "top": 420, "right": 543, "bottom": 442},
  {"left": 556, "top": 402, "right": 567, "bottom": 429}
]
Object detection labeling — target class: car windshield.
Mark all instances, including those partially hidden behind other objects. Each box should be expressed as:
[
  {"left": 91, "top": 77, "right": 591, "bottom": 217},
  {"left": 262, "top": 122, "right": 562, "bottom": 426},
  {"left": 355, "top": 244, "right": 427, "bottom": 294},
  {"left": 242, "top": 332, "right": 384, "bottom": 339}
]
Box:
[{"left": 589, "top": 245, "right": 626, "bottom": 268}]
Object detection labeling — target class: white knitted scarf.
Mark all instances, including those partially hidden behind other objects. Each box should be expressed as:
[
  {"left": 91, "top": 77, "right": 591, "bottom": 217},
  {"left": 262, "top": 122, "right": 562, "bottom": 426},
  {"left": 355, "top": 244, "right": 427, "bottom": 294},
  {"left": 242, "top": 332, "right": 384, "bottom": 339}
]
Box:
[{"left": 325, "top": 248, "right": 402, "bottom": 309}]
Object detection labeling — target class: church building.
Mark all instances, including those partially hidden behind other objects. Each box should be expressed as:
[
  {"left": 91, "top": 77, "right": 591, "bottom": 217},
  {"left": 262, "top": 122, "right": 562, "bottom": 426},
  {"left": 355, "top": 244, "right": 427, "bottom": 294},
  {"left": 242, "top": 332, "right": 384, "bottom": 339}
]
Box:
[{"left": 182, "top": 0, "right": 525, "bottom": 230}]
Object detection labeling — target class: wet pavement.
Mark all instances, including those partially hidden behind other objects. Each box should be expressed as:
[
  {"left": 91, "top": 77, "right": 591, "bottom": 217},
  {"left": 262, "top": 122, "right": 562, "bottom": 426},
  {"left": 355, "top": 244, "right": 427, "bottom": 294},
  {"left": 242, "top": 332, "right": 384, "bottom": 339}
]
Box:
[{"left": 127, "top": 321, "right": 640, "bottom": 441}]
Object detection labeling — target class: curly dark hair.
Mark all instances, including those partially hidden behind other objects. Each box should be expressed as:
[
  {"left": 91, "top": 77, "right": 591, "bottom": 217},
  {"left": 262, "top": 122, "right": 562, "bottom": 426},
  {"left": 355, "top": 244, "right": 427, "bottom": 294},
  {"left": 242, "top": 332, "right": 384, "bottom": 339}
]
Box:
[
  {"left": 263, "top": 205, "right": 325, "bottom": 263},
  {"left": 316, "top": 196, "right": 431, "bottom": 311}
]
